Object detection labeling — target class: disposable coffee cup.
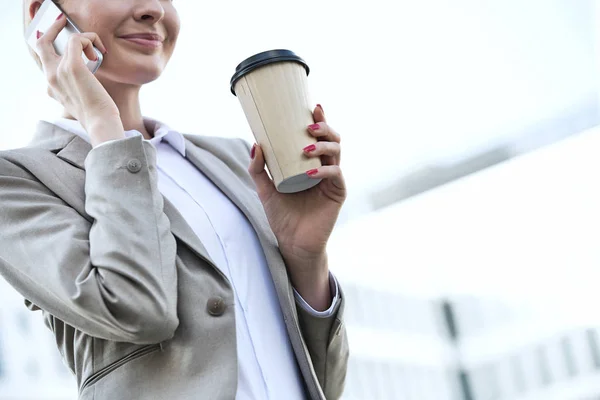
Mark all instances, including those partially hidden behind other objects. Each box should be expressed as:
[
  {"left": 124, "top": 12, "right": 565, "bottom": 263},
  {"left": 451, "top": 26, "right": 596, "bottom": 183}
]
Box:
[{"left": 230, "top": 49, "right": 322, "bottom": 193}]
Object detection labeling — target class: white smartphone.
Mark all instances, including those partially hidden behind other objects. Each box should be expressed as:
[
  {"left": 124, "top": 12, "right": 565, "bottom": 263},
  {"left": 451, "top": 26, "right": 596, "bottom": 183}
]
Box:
[{"left": 24, "top": 0, "right": 103, "bottom": 74}]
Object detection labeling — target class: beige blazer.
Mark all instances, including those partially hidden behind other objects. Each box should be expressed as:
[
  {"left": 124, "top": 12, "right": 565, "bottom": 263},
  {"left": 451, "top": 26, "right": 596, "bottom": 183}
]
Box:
[{"left": 0, "top": 121, "right": 348, "bottom": 400}]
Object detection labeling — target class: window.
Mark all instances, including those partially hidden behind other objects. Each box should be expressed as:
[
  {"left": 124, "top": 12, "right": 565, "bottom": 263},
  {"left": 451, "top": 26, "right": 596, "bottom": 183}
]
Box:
[
  {"left": 370, "top": 360, "right": 390, "bottom": 400},
  {"left": 459, "top": 370, "right": 474, "bottom": 400},
  {"left": 560, "top": 336, "right": 578, "bottom": 377},
  {"left": 346, "top": 357, "right": 406, "bottom": 400},
  {"left": 546, "top": 338, "right": 570, "bottom": 382},
  {"left": 384, "top": 362, "right": 404, "bottom": 400},
  {"left": 586, "top": 329, "right": 600, "bottom": 370},
  {"left": 509, "top": 354, "right": 526, "bottom": 394},
  {"left": 346, "top": 356, "right": 368, "bottom": 399},
  {"left": 441, "top": 300, "right": 459, "bottom": 341},
  {"left": 535, "top": 346, "right": 552, "bottom": 386},
  {"left": 470, "top": 364, "right": 501, "bottom": 400}
]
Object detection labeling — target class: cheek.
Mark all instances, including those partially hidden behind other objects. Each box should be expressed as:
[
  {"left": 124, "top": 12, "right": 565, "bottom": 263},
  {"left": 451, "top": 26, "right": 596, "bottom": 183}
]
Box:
[
  {"left": 73, "top": 11, "right": 113, "bottom": 45},
  {"left": 163, "top": 34, "right": 179, "bottom": 58},
  {"left": 87, "top": 11, "right": 112, "bottom": 31},
  {"left": 166, "top": 12, "right": 182, "bottom": 43},
  {"left": 77, "top": 1, "right": 123, "bottom": 37}
]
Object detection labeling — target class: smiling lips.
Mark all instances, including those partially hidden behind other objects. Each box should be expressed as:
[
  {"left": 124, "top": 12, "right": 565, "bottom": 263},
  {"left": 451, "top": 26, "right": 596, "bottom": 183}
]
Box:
[{"left": 120, "top": 33, "right": 165, "bottom": 49}]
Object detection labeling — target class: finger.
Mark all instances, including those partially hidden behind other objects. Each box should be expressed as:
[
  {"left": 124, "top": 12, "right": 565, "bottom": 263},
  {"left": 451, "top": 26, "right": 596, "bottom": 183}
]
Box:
[
  {"left": 313, "top": 104, "right": 327, "bottom": 123},
  {"left": 81, "top": 36, "right": 99, "bottom": 62},
  {"left": 306, "top": 165, "right": 346, "bottom": 191},
  {"left": 67, "top": 35, "right": 97, "bottom": 66},
  {"left": 303, "top": 141, "right": 341, "bottom": 166},
  {"left": 303, "top": 141, "right": 341, "bottom": 159},
  {"left": 79, "top": 32, "right": 108, "bottom": 55},
  {"left": 307, "top": 122, "right": 341, "bottom": 143},
  {"left": 248, "top": 144, "right": 277, "bottom": 199},
  {"left": 36, "top": 14, "right": 68, "bottom": 69}
]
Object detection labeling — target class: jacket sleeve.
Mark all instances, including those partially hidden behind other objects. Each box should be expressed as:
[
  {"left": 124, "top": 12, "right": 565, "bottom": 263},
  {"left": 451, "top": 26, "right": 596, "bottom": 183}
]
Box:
[
  {"left": 296, "top": 286, "right": 349, "bottom": 400},
  {"left": 0, "top": 136, "right": 178, "bottom": 344}
]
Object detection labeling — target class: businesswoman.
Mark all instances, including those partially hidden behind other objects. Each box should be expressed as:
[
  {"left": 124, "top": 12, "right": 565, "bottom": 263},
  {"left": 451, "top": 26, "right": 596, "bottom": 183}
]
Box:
[{"left": 0, "top": 1, "right": 348, "bottom": 399}]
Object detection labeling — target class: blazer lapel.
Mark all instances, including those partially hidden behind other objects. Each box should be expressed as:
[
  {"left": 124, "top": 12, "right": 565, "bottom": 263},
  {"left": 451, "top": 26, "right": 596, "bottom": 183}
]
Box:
[
  {"left": 181, "top": 137, "right": 324, "bottom": 398},
  {"left": 182, "top": 138, "right": 297, "bottom": 321},
  {"left": 35, "top": 123, "right": 216, "bottom": 269},
  {"left": 162, "top": 198, "right": 216, "bottom": 267}
]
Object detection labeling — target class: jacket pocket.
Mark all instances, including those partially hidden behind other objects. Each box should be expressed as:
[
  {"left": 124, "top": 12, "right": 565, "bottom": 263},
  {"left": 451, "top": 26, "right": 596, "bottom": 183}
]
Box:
[{"left": 80, "top": 344, "right": 161, "bottom": 391}]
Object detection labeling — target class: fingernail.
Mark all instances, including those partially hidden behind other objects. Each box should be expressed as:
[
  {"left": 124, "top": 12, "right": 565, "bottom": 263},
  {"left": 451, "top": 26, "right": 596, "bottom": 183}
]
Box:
[
  {"left": 317, "top": 104, "right": 324, "bottom": 113},
  {"left": 250, "top": 144, "right": 256, "bottom": 160},
  {"left": 56, "top": 13, "right": 64, "bottom": 21},
  {"left": 308, "top": 123, "right": 320, "bottom": 131},
  {"left": 303, "top": 144, "right": 316, "bottom": 153},
  {"left": 36, "top": 30, "right": 42, "bottom": 39},
  {"left": 307, "top": 169, "right": 319, "bottom": 177}
]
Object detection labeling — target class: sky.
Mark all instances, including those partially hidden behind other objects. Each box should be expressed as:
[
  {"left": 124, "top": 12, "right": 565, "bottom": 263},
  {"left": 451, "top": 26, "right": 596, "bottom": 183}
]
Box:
[{"left": 0, "top": 0, "right": 597, "bottom": 208}]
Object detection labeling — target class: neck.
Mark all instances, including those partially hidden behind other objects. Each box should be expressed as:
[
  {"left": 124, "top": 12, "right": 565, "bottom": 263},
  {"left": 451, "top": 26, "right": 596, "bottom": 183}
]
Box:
[{"left": 62, "top": 81, "right": 153, "bottom": 140}]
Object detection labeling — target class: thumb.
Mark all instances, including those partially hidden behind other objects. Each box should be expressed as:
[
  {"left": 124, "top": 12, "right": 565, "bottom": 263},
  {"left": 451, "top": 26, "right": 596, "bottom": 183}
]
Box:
[{"left": 248, "top": 144, "right": 276, "bottom": 198}]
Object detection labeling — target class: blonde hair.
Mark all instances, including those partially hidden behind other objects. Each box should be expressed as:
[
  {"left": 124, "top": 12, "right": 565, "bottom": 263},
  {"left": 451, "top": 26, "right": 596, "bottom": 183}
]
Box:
[{"left": 23, "top": 0, "right": 61, "bottom": 70}]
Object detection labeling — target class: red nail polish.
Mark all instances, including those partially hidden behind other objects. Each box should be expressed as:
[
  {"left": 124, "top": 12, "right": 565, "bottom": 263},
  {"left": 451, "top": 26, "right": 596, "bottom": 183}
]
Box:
[
  {"left": 36, "top": 30, "right": 42, "bottom": 39},
  {"left": 308, "top": 124, "right": 320, "bottom": 131},
  {"left": 317, "top": 104, "right": 324, "bottom": 112},
  {"left": 307, "top": 169, "right": 319, "bottom": 177},
  {"left": 250, "top": 144, "right": 256, "bottom": 160},
  {"left": 303, "top": 144, "right": 316, "bottom": 153},
  {"left": 56, "top": 13, "right": 64, "bottom": 21}
]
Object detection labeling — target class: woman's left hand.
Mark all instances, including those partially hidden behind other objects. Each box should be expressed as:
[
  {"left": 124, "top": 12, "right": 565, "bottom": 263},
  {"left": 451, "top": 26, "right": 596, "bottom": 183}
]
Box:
[{"left": 248, "top": 105, "right": 346, "bottom": 272}]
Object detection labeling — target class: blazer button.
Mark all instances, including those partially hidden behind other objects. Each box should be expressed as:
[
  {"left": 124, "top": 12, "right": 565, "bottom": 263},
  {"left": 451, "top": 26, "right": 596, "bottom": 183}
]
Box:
[
  {"left": 207, "top": 297, "right": 226, "bottom": 316},
  {"left": 127, "top": 159, "right": 142, "bottom": 173}
]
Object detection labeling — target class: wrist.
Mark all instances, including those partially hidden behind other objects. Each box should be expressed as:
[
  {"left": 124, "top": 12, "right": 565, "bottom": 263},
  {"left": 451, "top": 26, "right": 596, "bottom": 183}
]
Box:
[
  {"left": 284, "top": 252, "right": 332, "bottom": 311},
  {"left": 282, "top": 249, "right": 328, "bottom": 277},
  {"left": 86, "top": 117, "right": 125, "bottom": 147}
]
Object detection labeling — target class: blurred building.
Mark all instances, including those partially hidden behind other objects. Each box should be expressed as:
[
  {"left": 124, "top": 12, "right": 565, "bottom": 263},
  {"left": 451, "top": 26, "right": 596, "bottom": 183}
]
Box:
[
  {"left": 370, "top": 95, "right": 600, "bottom": 211},
  {"left": 451, "top": 297, "right": 600, "bottom": 400},
  {"left": 330, "top": 125, "right": 600, "bottom": 400},
  {"left": 0, "top": 279, "right": 77, "bottom": 400},
  {"left": 342, "top": 285, "right": 461, "bottom": 400},
  {"left": 340, "top": 292, "right": 600, "bottom": 400}
]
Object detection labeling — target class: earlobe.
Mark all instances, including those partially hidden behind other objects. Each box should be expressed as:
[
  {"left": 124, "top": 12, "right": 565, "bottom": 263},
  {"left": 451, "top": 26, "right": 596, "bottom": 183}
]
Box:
[{"left": 29, "top": 1, "right": 43, "bottom": 21}]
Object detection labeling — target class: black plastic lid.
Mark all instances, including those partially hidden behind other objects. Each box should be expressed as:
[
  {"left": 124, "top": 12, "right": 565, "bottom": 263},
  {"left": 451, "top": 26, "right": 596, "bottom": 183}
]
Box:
[{"left": 230, "top": 49, "right": 310, "bottom": 96}]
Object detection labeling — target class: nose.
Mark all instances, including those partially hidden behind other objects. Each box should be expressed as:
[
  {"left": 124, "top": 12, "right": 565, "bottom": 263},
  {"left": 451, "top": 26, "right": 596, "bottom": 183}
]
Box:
[{"left": 134, "top": 0, "right": 165, "bottom": 23}]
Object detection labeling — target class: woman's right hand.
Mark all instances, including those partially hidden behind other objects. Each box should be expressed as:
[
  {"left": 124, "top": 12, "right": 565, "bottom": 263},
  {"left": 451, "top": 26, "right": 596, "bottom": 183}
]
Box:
[{"left": 37, "top": 14, "right": 124, "bottom": 146}]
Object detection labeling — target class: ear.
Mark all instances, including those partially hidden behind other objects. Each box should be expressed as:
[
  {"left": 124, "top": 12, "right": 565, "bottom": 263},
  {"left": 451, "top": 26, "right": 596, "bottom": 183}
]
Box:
[{"left": 28, "top": 0, "right": 44, "bottom": 21}]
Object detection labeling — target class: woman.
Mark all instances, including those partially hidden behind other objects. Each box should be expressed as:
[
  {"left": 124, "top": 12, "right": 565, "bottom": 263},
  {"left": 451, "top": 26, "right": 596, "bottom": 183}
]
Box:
[{"left": 0, "top": 1, "right": 348, "bottom": 399}]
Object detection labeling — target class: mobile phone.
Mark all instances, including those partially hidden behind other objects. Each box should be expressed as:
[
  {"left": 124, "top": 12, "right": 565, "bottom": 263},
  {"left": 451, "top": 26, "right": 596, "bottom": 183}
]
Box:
[{"left": 24, "top": 0, "right": 103, "bottom": 74}]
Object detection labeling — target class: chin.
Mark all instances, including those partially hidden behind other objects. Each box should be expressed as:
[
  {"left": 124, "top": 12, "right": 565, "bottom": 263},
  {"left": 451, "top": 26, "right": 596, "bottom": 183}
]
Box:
[
  {"left": 99, "top": 64, "right": 165, "bottom": 86},
  {"left": 129, "top": 68, "right": 164, "bottom": 85}
]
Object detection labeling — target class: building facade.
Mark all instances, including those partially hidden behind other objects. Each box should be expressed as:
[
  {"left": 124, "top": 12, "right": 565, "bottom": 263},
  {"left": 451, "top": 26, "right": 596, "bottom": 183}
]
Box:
[{"left": 0, "top": 278, "right": 77, "bottom": 400}]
